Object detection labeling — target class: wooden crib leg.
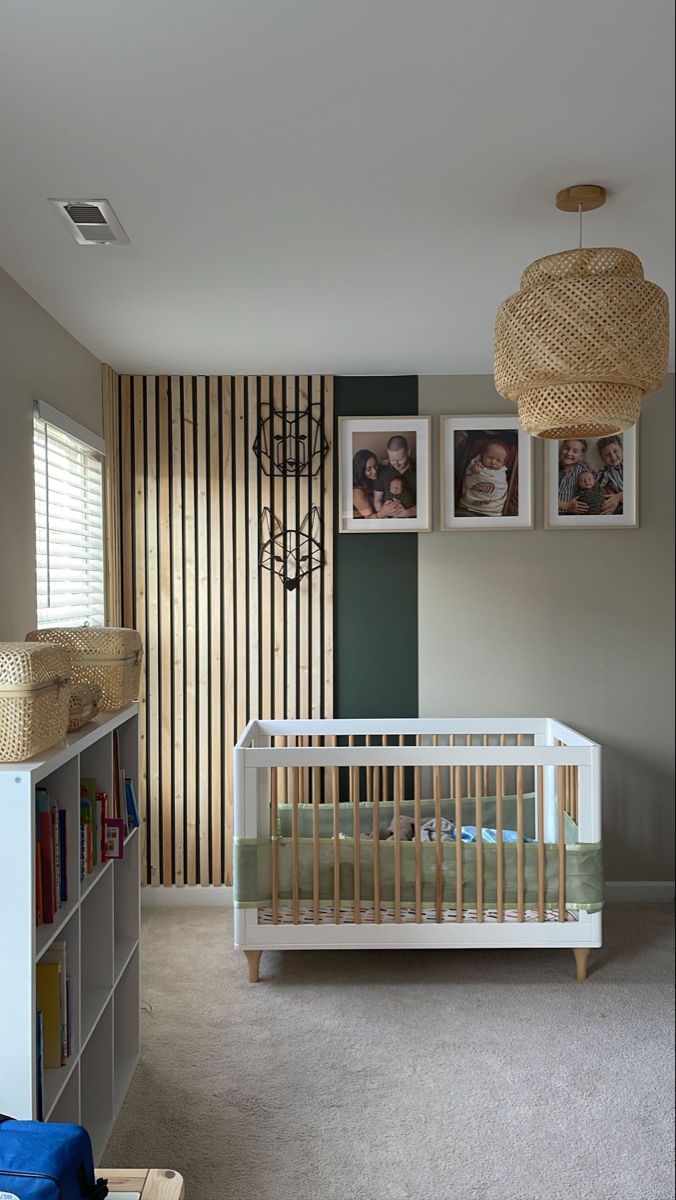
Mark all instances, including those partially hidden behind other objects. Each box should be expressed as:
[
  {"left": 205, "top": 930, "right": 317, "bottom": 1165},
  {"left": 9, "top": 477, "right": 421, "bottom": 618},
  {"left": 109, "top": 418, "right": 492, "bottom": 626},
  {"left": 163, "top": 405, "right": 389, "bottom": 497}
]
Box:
[
  {"left": 244, "top": 950, "right": 263, "bottom": 983},
  {"left": 572, "top": 947, "right": 591, "bottom": 983}
]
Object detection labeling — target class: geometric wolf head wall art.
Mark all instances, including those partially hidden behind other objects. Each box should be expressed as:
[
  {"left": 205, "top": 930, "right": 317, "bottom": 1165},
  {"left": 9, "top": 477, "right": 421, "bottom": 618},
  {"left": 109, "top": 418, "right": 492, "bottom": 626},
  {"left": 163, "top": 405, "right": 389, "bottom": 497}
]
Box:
[
  {"left": 259, "top": 507, "right": 324, "bottom": 591},
  {"left": 253, "top": 407, "right": 329, "bottom": 477}
]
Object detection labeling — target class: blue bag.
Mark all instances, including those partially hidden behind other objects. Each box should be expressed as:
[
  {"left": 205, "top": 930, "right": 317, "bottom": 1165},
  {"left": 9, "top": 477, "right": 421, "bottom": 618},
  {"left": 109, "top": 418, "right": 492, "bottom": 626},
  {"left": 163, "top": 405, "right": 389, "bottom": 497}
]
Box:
[{"left": 0, "top": 1117, "right": 108, "bottom": 1200}]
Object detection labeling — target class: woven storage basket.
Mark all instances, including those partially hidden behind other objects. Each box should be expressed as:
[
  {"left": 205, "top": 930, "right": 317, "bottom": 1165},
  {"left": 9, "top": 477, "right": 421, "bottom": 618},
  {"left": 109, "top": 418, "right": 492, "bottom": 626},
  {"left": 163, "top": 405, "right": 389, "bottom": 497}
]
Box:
[
  {"left": 68, "top": 681, "right": 104, "bottom": 732},
  {"left": 0, "top": 642, "right": 71, "bottom": 762},
  {"left": 25, "top": 627, "right": 143, "bottom": 712},
  {"left": 494, "top": 247, "right": 670, "bottom": 438}
]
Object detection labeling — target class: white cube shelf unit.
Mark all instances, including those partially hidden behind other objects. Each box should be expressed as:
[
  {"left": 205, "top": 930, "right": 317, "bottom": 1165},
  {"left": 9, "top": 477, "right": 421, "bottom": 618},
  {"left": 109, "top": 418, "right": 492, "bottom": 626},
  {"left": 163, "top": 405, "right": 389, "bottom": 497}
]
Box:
[{"left": 0, "top": 705, "right": 140, "bottom": 1162}]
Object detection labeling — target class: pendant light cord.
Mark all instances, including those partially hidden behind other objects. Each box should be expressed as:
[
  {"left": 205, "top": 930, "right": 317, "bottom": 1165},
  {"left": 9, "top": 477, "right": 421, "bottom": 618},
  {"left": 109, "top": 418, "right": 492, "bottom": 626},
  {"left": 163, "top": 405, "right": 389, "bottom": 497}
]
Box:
[{"left": 578, "top": 202, "right": 583, "bottom": 250}]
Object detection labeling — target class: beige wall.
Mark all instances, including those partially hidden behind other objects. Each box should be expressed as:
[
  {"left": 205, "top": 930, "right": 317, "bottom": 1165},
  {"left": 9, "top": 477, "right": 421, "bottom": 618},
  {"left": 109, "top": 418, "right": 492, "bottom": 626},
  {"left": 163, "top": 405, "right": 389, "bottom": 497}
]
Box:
[
  {"left": 419, "top": 375, "right": 675, "bottom": 882},
  {"left": 0, "top": 266, "right": 102, "bottom": 640}
]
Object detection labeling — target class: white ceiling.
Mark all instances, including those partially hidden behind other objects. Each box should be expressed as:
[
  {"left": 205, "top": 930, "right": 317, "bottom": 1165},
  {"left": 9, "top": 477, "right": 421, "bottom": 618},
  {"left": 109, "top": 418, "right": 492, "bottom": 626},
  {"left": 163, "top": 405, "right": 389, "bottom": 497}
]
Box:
[{"left": 0, "top": 0, "right": 673, "bottom": 375}]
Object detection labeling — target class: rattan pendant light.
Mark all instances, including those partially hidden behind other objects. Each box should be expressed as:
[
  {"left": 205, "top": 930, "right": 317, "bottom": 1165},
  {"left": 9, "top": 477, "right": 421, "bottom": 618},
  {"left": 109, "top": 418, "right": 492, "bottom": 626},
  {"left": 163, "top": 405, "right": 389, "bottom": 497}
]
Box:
[{"left": 494, "top": 185, "right": 670, "bottom": 439}]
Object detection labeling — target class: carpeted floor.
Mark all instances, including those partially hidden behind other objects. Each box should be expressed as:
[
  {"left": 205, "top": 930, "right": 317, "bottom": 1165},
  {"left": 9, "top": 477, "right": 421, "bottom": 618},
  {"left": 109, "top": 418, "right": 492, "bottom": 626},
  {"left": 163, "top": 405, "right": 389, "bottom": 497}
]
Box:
[{"left": 103, "top": 905, "right": 675, "bottom": 1200}]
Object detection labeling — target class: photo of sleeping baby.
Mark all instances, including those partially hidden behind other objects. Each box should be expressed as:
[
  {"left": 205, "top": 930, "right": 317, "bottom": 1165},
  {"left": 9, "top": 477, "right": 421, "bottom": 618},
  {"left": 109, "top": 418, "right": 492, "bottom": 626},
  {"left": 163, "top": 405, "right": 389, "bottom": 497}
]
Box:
[
  {"left": 453, "top": 429, "right": 519, "bottom": 519},
  {"left": 351, "top": 430, "right": 418, "bottom": 519}
]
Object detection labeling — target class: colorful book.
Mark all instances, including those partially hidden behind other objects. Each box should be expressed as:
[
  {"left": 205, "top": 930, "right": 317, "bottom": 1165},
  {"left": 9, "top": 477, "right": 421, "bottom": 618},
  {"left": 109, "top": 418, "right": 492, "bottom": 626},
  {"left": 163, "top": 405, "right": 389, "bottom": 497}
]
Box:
[
  {"left": 58, "top": 808, "right": 68, "bottom": 902},
  {"left": 36, "top": 790, "right": 55, "bottom": 924},
  {"left": 35, "top": 838, "right": 43, "bottom": 926},
  {"left": 80, "top": 794, "right": 94, "bottom": 875},
  {"left": 40, "top": 940, "right": 68, "bottom": 1064},
  {"left": 35, "top": 961, "right": 62, "bottom": 1070},
  {"left": 49, "top": 793, "right": 61, "bottom": 911},
  {"left": 65, "top": 977, "right": 72, "bottom": 1058},
  {"left": 124, "top": 778, "right": 140, "bottom": 831},
  {"left": 97, "top": 791, "right": 109, "bottom": 860},
  {"left": 81, "top": 778, "right": 98, "bottom": 867}
]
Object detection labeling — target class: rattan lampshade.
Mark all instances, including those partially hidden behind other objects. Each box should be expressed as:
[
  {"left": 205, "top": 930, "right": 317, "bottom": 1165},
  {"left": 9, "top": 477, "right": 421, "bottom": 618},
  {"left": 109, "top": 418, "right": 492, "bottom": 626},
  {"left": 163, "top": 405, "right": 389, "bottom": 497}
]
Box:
[{"left": 494, "top": 247, "right": 669, "bottom": 439}]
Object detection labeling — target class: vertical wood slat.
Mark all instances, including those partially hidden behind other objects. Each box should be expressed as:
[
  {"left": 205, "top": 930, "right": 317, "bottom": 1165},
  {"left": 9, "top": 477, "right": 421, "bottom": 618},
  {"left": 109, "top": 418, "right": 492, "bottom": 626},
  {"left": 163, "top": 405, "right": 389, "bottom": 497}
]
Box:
[
  {"left": 332, "top": 738, "right": 340, "bottom": 923},
  {"left": 516, "top": 732, "right": 525, "bottom": 922},
  {"left": 433, "top": 734, "right": 442, "bottom": 922},
  {"left": 414, "top": 740, "right": 422, "bottom": 923},
  {"left": 182, "top": 377, "right": 197, "bottom": 886},
  {"left": 144, "top": 378, "right": 162, "bottom": 887},
  {"left": 208, "top": 377, "right": 223, "bottom": 885},
  {"left": 496, "top": 734, "right": 505, "bottom": 923},
  {"left": 322, "top": 377, "right": 334, "bottom": 720},
  {"left": 222, "top": 378, "right": 235, "bottom": 886},
  {"left": 271, "top": 767, "right": 279, "bottom": 924},
  {"left": 353, "top": 758, "right": 361, "bottom": 924},
  {"left": 102, "top": 365, "right": 122, "bottom": 625},
  {"left": 292, "top": 766, "right": 300, "bottom": 923},
  {"left": 557, "top": 765, "right": 566, "bottom": 921},
  {"left": 454, "top": 764, "right": 463, "bottom": 922},
  {"left": 111, "top": 374, "right": 333, "bottom": 886},
  {"left": 158, "top": 378, "right": 173, "bottom": 884},
  {"left": 536, "top": 764, "right": 545, "bottom": 922},
  {"left": 170, "top": 377, "right": 185, "bottom": 885},
  {"left": 373, "top": 746, "right": 381, "bottom": 925},
  {"left": 475, "top": 766, "right": 483, "bottom": 922}
]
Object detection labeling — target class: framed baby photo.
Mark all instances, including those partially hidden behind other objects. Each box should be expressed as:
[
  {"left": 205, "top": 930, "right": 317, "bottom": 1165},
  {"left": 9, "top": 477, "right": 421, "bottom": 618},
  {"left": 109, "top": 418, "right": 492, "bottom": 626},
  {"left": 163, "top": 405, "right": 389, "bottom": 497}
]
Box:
[
  {"left": 440, "top": 415, "right": 533, "bottom": 530},
  {"left": 544, "top": 427, "right": 638, "bottom": 529},
  {"left": 338, "top": 416, "right": 432, "bottom": 532}
]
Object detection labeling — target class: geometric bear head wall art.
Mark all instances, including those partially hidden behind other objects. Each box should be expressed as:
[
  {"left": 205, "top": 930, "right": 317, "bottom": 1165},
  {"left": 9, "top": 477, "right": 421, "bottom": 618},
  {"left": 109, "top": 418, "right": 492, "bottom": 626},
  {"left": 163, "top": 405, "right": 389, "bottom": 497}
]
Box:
[
  {"left": 259, "top": 507, "right": 324, "bottom": 591},
  {"left": 253, "top": 407, "right": 329, "bottom": 477}
]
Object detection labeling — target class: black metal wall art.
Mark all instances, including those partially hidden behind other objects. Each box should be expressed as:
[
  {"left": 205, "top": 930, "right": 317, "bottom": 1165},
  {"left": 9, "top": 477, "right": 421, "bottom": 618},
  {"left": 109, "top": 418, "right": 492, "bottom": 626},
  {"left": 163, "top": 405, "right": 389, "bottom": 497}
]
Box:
[{"left": 259, "top": 507, "right": 324, "bottom": 591}]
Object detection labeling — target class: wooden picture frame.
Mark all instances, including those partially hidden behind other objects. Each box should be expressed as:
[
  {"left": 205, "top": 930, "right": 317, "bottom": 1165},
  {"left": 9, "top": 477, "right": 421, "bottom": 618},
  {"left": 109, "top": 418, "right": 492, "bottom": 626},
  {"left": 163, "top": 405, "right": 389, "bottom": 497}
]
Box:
[
  {"left": 338, "top": 416, "right": 432, "bottom": 532},
  {"left": 440, "top": 415, "right": 534, "bottom": 530},
  {"left": 544, "top": 426, "right": 638, "bottom": 528}
]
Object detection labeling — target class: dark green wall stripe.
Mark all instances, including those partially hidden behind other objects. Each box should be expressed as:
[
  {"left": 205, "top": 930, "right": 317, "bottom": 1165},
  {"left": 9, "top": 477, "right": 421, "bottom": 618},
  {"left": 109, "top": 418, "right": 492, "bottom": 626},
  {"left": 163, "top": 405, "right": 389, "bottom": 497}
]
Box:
[{"left": 334, "top": 377, "right": 419, "bottom": 718}]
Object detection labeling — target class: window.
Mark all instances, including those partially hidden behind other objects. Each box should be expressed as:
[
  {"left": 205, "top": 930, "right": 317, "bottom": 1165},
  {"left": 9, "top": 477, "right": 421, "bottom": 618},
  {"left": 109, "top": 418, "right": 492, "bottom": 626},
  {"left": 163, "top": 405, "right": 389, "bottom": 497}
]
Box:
[{"left": 33, "top": 401, "right": 106, "bottom": 628}]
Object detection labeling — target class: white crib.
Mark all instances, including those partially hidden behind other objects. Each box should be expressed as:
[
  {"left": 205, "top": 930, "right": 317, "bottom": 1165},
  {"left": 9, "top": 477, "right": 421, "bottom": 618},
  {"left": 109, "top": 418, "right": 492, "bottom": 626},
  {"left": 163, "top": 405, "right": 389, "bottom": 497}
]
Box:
[{"left": 233, "top": 718, "right": 603, "bottom": 981}]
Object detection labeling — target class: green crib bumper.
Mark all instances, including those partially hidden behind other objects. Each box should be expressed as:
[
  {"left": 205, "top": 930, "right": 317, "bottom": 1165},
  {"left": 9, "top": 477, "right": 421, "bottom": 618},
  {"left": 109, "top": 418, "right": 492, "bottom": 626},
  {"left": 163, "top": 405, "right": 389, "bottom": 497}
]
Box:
[{"left": 233, "top": 837, "right": 604, "bottom": 911}]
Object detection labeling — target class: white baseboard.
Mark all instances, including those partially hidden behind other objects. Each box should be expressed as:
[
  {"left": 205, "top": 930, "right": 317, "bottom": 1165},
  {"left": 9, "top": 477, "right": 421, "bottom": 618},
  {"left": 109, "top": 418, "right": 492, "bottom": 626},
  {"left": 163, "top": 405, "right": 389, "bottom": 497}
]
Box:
[
  {"left": 605, "top": 881, "right": 674, "bottom": 903},
  {"left": 141, "top": 885, "right": 233, "bottom": 907}
]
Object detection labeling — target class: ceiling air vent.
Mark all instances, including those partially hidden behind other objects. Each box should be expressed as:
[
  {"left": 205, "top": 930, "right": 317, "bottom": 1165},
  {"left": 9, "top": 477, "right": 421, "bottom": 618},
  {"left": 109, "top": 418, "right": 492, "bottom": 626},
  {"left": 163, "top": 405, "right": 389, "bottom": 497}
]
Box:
[{"left": 48, "top": 198, "right": 130, "bottom": 245}]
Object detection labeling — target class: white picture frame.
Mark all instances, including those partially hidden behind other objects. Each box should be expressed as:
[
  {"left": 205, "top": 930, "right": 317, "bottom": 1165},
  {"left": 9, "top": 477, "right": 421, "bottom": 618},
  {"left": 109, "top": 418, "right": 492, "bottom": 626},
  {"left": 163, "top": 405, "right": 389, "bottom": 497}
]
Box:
[
  {"left": 338, "top": 416, "right": 432, "bottom": 533},
  {"left": 440, "top": 415, "right": 534, "bottom": 530},
  {"left": 544, "top": 427, "right": 638, "bottom": 528}
]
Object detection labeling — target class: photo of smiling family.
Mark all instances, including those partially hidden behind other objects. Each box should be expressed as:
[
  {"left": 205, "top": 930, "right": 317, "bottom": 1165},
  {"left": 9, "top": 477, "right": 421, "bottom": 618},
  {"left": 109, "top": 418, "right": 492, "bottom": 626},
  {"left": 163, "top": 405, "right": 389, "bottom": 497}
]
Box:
[
  {"left": 339, "top": 417, "right": 431, "bottom": 532},
  {"left": 546, "top": 427, "right": 638, "bottom": 528}
]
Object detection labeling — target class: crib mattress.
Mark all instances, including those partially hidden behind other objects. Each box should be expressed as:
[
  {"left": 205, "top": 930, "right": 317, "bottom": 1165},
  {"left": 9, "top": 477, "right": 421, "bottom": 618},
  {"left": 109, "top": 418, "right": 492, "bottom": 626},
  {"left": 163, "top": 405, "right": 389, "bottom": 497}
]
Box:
[{"left": 258, "top": 903, "right": 578, "bottom": 925}]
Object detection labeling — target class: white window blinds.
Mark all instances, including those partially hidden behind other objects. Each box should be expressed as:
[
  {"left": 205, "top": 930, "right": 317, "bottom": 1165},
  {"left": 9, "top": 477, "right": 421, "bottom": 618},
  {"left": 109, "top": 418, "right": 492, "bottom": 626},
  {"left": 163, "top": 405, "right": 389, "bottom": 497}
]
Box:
[{"left": 33, "top": 410, "right": 106, "bottom": 628}]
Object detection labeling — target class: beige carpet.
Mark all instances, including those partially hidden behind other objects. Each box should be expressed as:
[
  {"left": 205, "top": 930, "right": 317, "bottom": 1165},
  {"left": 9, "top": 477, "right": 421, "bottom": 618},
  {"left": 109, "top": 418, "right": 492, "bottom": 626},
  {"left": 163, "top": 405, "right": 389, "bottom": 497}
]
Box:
[{"left": 103, "top": 905, "right": 675, "bottom": 1200}]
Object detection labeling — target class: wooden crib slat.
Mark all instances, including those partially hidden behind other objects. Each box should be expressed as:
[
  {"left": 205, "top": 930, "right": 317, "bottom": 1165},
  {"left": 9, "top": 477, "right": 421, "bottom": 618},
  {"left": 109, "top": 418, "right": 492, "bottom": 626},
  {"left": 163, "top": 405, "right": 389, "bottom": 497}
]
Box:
[
  {"left": 271, "top": 767, "right": 279, "bottom": 925},
  {"left": 537, "top": 764, "right": 545, "bottom": 922},
  {"left": 353, "top": 759, "right": 361, "bottom": 925},
  {"left": 516, "top": 733, "right": 525, "bottom": 922},
  {"left": 414, "top": 749, "right": 422, "bottom": 923},
  {"left": 332, "top": 739, "right": 340, "bottom": 924},
  {"left": 382, "top": 735, "right": 389, "bottom": 805},
  {"left": 496, "top": 735, "right": 505, "bottom": 923},
  {"left": 454, "top": 765, "right": 463, "bottom": 922},
  {"left": 292, "top": 766, "right": 300, "bottom": 924},
  {"left": 557, "top": 765, "right": 566, "bottom": 921},
  {"left": 299, "top": 737, "right": 306, "bottom": 805},
  {"left": 374, "top": 757, "right": 381, "bottom": 924},
  {"left": 434, "top": 729, "right": 444, "bottom": 916},
  {"left": 366, "top": 734, "right": 372, "bottom": 804},
  {"left": 475, "top": 766, "right": 483, "bottom": 922},
  {"left": 312, "top": 763, "right": 320, "bottom": 925}
]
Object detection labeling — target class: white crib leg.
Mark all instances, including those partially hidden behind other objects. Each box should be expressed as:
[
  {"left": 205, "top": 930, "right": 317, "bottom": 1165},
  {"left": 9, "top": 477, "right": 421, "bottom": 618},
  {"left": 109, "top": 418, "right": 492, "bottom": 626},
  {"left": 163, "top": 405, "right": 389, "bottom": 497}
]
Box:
[
  {"left": 572, "top": 947, "right": 591, "bottom": 983},
  {"left": 244, "top": 949, "right": 263, "bottom": 983}
]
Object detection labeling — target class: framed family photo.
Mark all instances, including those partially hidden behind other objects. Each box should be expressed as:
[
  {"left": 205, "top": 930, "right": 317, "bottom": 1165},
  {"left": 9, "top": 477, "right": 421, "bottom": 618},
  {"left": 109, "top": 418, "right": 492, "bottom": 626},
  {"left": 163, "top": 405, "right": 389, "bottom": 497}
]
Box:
[
  {"left": 545, "top": 427, "right": 638, "bottom": 528},
  {"left": 338, "top": 416, "right": 432, "bottom": 532},
  {"left": 440, "top": 415, "right": 533, "bottom": 530}
]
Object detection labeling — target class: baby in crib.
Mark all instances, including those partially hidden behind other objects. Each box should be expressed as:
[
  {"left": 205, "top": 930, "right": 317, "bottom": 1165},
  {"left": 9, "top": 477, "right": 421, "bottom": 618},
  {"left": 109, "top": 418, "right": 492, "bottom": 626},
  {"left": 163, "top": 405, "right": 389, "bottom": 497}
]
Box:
[
  {"left": 420, "top": 818, "right": 534, "bottom": 844},
  {"left": 458, "top": 441, "right": 510, "bottom": 517}
]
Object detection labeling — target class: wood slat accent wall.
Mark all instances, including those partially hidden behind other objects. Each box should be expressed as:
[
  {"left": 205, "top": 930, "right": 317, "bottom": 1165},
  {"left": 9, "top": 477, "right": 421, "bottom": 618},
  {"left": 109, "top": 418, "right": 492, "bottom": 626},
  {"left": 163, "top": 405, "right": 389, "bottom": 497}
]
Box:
[{"left": 103, "top": 369, "right": 334, "bottom": 886}]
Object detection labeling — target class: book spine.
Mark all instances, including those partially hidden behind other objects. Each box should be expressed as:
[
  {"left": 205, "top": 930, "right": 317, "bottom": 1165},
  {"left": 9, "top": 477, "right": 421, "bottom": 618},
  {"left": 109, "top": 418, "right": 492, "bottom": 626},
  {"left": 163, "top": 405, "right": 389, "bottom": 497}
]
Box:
[
  {"left": 65, "top": 976, "right": 72, "bottom": 1059},
  {"left": 58, "top": 808, "right": 68, "bottom": 902},
  {"left": 35, "top": 839, "right": 43, "bottom": 926},
  {"left": 39, "top": 811, "right": 55, "bottom": 923},
  {"left": 50, "top": 797, "right": 61, "bottom": 911}
]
